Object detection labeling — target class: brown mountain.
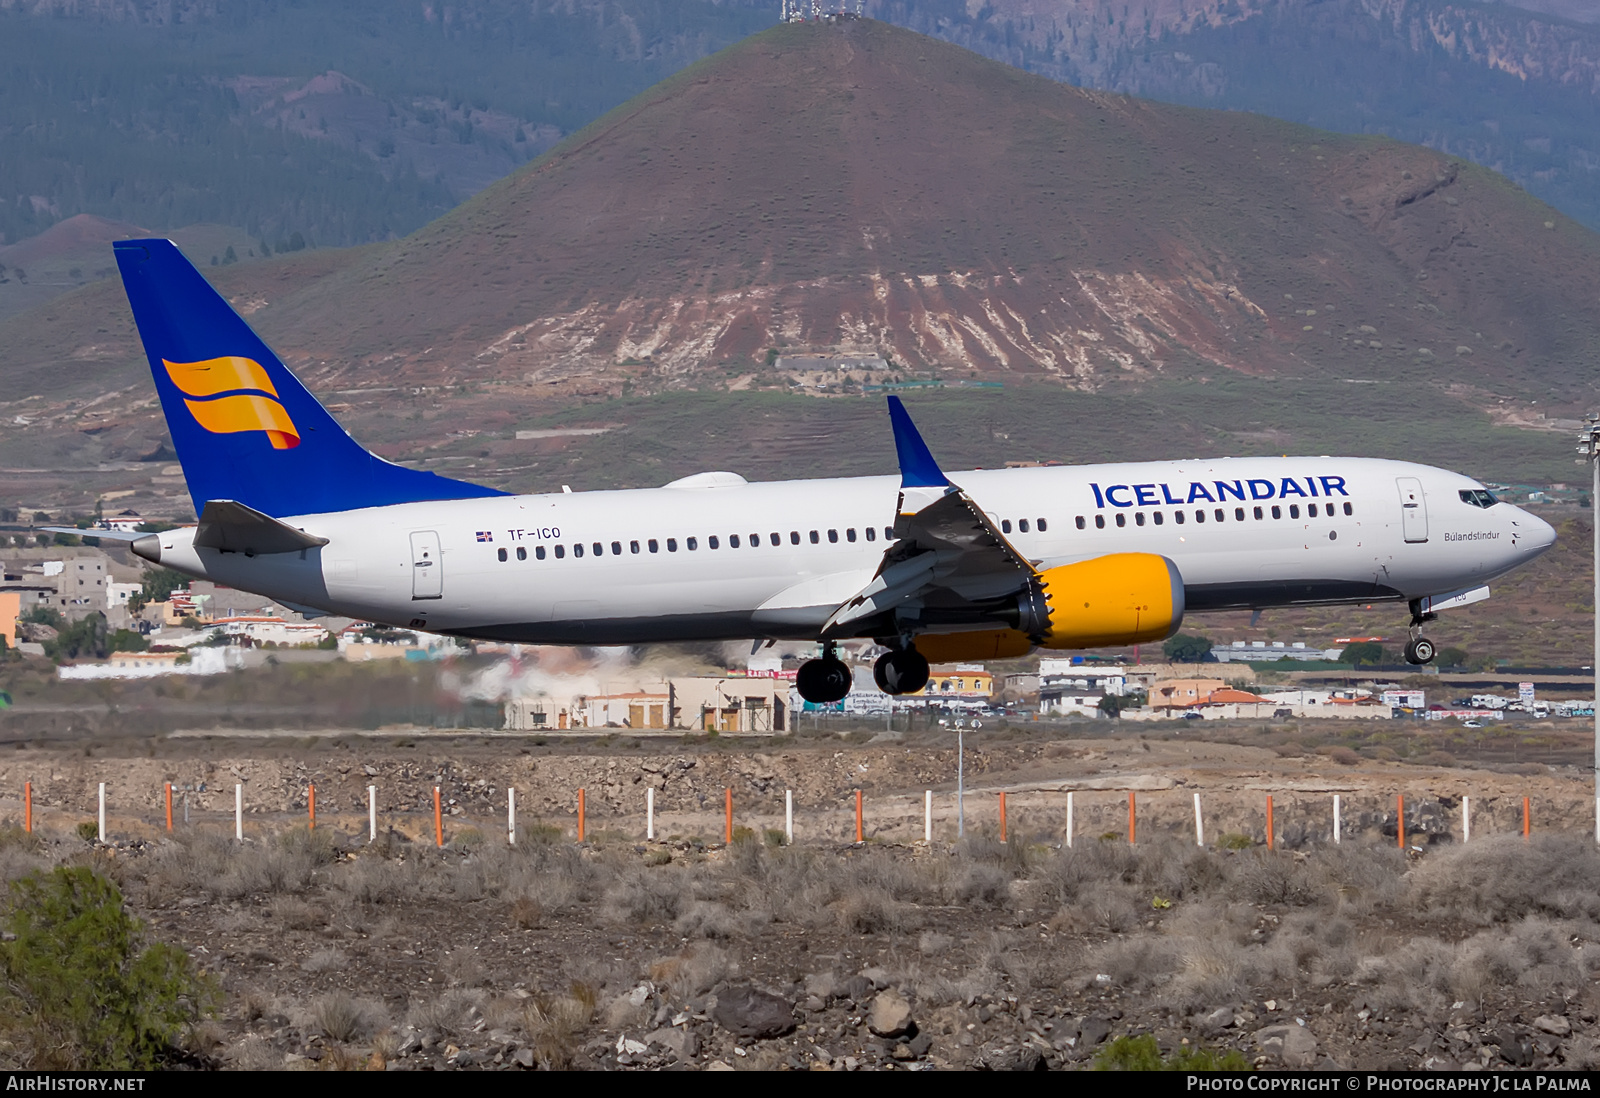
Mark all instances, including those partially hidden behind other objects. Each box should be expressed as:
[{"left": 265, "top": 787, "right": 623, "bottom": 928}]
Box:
[
  {"left": 258, "top": 16, "right": 1600, "bottom": 400},
  {"left": 4, "top": 17, "right": 1600, "bottom": 447}
]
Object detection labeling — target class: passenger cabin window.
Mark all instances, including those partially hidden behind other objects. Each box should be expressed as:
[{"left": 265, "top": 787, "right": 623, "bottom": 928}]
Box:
[
  {"left": 1174, "top": 511, "right": 1185, "bottom": 525},
  {"left": 827, "top": 529, "right": 838, "bottom": 543},
  {"left": 1234, "top": 507, "right": 1245, "bottom": 521},
  {"left": 708, "top": 536, "right": 719, "bottom": 549},
  {"left": 667, "top": 538, "right": 678, "bottom": 552},
  {"left": 1195, "top": 510, "right": 1206, "bottom": 523},
  {"left": 1001, "top": 519, "right": 1012, "bottom": 533},
  {"left": 1271, "top": 506, "right": 1281, "bottom": 519},
  {"left": 1343, "top": 502, "right": 1354, "bottom": 516},
  {"left": 612, "top": 541, "right": 622, "bottom": 555},
  {"left": 497, "top": 548, "right": 507, "bottom": 562},
  {"left": 555, "top": 545, "right": 566, "bottom": 559},
  {"left": 790, "top": 531, "right": 800, "bottom": 545},
  {"left": 536, "top": 546, "right": 546, "bottom": 560},
  {"left": 648, "top": 539, "right": 659, "bottom": 553},
  {"left": 730, "top": 535, "right": 740, "bottom": 548},
  {"left": 1019, "top": 519, "right": 1030, "bottom": 533},
  {"left": 846, "top": 528, "right": 857, "bottom": 542},
  {"left": 1115, "top": 513, "right": 1126, "bottom": 528},
  {"left": 809, "top": 530, "right": 820, "bottom": 544},
  {"left": 573, "top": 544, "right": 584, "bottom": 558},
  {"left": 771, "top": 533, "right": 781, "bottom": 546},
  {"left": 1153, "top": 512, "right": 1164, "bottom": 525},
  {"left": 1253, "top": 506, "right": 1263, "bottom": 520},
  {"left": 1135, "top": 512, "right": 1145, "bottom": 526},
  {"left": 865, "top": 527, "right": 876, "bottom": 541},
  {"left": 517, "top": 547, "right": 527, "bottom": 561},
  {"left": 593, "top": 542, "right": 603, "bottom": 556},
  {"left": 1095, "top": 515, "right": 1106, "bottom": 529},
  {"left": 630, "top": 541, "right": 640, "bottom": 554},
  {"left": 1289, "top": 505, "right": 1300, "bottom": 519},
  {"left": 1075, "top": 516, "right": 1086, "bottom": 530},
  {"left": 686, "top": 537, "right": 698, "bottom": 550},
  {"left": 1037, "top": 518, "right": 1048, "bottom": 531}
]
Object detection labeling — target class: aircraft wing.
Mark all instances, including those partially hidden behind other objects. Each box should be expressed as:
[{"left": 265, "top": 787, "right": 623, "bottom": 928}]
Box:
[{"left": 822, "top": 397, "right": 1038, "bottom": 637}]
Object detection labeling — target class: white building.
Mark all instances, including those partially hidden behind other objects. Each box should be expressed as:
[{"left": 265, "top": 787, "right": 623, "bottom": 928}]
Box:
[
  {"left": 1211, "top": 640, "right": 1344, "bottom": 663},
  {"left": 206, "top": 615, "right": 329, "bottom": 646}
]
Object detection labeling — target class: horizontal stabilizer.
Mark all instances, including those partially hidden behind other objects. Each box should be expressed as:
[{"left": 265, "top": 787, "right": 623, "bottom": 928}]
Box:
[
  {"left": 193, "top": 500, "right": 330, "bottom": 555},
  {"left": 39, "top": 526, "right": 149, "bottom": 543}
]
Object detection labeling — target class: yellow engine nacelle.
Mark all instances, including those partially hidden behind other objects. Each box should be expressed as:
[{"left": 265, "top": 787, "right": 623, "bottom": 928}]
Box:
[
  {"left": 1022, "top": 552, "right": 1185, "bottom": 650},
  {"left": 912, "top": 628, "right": 1034, "bottom": 664}
]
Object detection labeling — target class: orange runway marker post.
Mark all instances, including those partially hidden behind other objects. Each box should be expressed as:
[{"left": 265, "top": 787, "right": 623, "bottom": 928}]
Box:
[
  {"left": 1266, "top": 794, "right": 1274, "bottom": 850},
  {"left": 1524, "top": 796, "right": 1531, "bottom": 839},
  {"left": 165, "top": 783, "right": 173, "bottom": 833},
  {"left": 1398, "top": 793, "right": 1405, "bottom": 849},
  {"left": 23, "top": 782, "right": 30, "bottom": 834},
  {"left": 577, "top": 788, "right": 586, "bottom": 843},
  {"left": 999, "top": 791, "right": 1008, "bottom": 843},
  {"left": 724, "top": 787, "right": 733, "bottom": 845},
  {"left": 1128, "top": 791, "right": 1136, "bottom": 844},
  {"left": 308, "top": 782, "right": 316, "bottom": 830},
  {"left": 855, "top": 789, "right": 863, "bottom": 843},
  {"left": 433, "top": 786, "right": 443, "bottom": 848}
]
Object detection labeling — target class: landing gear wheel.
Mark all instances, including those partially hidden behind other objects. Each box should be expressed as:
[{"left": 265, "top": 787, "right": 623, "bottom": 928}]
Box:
[
  {"left": 874, "top": 648, "right": 930, "bottom": 695},
  {"left": 1404, "top": 637, "right": 1436, "bottom": 666},
  {"left": 797, "top": 657, "right": 853, "bottom": 704}
]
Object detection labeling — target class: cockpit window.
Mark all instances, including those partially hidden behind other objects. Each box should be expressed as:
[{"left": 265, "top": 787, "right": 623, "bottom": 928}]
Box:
[{"left": 1459, "top": 489, "right": 1499, "bottom": 508}]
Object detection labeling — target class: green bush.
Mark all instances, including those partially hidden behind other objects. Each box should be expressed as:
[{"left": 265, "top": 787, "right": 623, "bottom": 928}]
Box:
[
  {"left": 1216, "top": 832, "right": 1254, "bottom": 850},
  {"left": 0, "top": 866, "right": 216, "bottom": 1068},
  {"left": 1094, "top": 1033, "right": 1252, "bottom": 1071},
  {"left": 75, "top": 821, "right": 99, "bottom": 842}
]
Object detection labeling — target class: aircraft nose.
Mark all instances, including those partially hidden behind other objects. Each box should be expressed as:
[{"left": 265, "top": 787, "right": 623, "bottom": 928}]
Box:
[{"left": 1513, "top": 508, "right": 1557, "bottom": 554}]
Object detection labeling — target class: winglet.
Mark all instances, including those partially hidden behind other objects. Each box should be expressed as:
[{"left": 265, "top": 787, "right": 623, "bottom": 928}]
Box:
[{"left": 887, "top": 396, "right": 950, "bottom": 488}]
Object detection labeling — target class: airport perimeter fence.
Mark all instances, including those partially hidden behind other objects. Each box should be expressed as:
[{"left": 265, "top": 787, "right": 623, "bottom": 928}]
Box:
[{"left": 8, "top": 777, "right": 1565, "bottom": 854}]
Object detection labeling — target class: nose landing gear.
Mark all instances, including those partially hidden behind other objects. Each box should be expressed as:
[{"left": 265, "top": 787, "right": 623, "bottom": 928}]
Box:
[
  {"left": 873, "top": 645, "right": 930, "bottom": 695},
  {"left": 796, "top": 641, "right": 853, "bottom": 704},
  {"left": 1404, "top": 601, "right": 1438, "bottom": 666}
]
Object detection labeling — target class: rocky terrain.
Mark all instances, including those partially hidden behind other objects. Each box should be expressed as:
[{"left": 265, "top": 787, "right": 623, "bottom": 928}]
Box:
[{"left": 0, "top": 726, "right": 1596, "bottom": 1070}]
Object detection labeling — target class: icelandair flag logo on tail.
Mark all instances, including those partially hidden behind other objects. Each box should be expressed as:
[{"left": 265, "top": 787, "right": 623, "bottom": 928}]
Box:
[{"left": 163, "top": 356, "right": 300, "bottom": 450}]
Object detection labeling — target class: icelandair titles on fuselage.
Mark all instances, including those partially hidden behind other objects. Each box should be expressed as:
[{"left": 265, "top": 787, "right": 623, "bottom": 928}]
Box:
[{"left": 1090, "top": 476, "right": 1350, "bottom": 509}]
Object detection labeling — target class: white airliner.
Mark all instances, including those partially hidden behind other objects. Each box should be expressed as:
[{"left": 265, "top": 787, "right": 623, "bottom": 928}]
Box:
[{"left": 77, "top": 240, "right": 1556, "bottom": 704}]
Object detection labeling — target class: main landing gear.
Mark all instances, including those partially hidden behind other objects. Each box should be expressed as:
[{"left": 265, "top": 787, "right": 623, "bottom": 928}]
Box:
[
  {"left": 874, "top": 645, "right": 930, "bottom": 696},
  {"left": 796, "top": 641, "right": 853, "bottom": 704},
  {"left": 1404, "top": 600, "right": 1438, "bottom": 666}
]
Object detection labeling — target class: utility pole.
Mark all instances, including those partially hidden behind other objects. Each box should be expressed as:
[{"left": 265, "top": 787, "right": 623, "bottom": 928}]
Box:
[{"left": 1579, "top": 416, "right": 1600, "bottom": 842}]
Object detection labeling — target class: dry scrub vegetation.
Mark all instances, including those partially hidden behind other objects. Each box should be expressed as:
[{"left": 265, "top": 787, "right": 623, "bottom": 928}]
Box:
[{"left": 0, "top": 823, "right": 1596, "bottom": 1070}]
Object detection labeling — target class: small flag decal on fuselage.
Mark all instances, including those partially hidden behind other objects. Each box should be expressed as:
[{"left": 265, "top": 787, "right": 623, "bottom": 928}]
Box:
[{"left": 476, "top": 531, "right": 494, "bottom": 542}]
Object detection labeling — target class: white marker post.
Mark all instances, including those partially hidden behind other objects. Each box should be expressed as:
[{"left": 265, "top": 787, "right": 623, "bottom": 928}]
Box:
[
  {"left": 784, "top": 789, "right": 793, "bottom": 845},
  {"left": 1463, "top": 795, "right": 1471, "bottom": 844},
  {"left": 368, "top": 785, "right": 377, "bottom": 843},
  {"left": 924, "top": 790, "right": 933, "bottom": 844},
  {"left": 97, "top": 782, "right": 106, "bottom": 843},
  {"left": 1065, "top": 790, "right": 1075, "bottom": 849},
  {"left": 1333, "top": 794, "right": 1342, "bottom": 845},
  {"left": 235, "top": 783, "right": 243, "bottom": 843},
  {"left": 508, "top": 787, "right": 516, "bottom": 846},
  {"left": 646, "top": 786, "right": 655, "bottom": 841},
  {"left": 1193, "top": 791, "right": 1205, "bottom": 847}
]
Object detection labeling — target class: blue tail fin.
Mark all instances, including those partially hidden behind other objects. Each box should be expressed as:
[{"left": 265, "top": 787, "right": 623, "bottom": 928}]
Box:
[{"left": 114, "top": 239, "right": 506, "bottom": 518}]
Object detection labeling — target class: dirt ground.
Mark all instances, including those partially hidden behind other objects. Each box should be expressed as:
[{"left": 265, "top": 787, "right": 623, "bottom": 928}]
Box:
[{"left": 2, "top": 721, "right": 1598, "bottom": 1072}]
